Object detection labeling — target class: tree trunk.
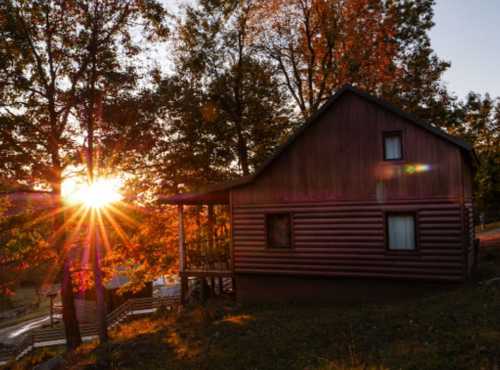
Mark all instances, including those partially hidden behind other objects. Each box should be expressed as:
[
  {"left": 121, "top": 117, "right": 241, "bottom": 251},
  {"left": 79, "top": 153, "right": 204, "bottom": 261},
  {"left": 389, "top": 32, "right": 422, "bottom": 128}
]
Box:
[
  {"left": 93, "top": 220, "right": 108, "bottom": 342},
  {"left": 53, "top": 181, "right": 82, "bottom": 349},
  {"left": 87, "top": 12, "right": 108, "bottom": 341},
  {"left": 236, "top": 132, "right": 250, "bottom": 176},
  {"left": 60, "top": 256, "right": 82, "bottom": 350}
]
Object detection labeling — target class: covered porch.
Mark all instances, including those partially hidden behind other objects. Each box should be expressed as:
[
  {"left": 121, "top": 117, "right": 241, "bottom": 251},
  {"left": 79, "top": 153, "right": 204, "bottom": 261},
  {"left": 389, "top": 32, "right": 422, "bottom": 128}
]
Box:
[{"left": 161, "top": 183, "right": 236, "bottom": 304}]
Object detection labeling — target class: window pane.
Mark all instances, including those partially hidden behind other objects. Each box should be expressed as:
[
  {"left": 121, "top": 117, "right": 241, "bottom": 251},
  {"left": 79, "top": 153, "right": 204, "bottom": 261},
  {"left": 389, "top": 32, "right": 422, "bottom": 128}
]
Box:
[
  {"left": 267, "top": 214, "right": 291, "bottom": 248},
  {"left": 388, "top": 215, "right": 415, "bottom": 250},
  {"left": 385, "top": 135, "right": 402, "bottom": 160}
]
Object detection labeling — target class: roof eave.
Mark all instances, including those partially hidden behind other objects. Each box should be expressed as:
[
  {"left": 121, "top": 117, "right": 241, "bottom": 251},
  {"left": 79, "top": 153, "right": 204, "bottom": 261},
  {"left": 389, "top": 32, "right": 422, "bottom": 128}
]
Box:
[{"left": 159, "top": 175, "right": 253, "bottom": 205}]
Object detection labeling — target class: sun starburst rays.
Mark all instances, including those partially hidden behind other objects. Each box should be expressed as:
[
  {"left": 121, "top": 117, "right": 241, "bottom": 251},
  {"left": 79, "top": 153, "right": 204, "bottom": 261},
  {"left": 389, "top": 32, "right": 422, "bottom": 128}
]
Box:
[
  {"left": 62, "top": 177, "right": 124, "bottom": 209},
  {"left": 39, "top": 175, "right": 138, "bottom": 290}
]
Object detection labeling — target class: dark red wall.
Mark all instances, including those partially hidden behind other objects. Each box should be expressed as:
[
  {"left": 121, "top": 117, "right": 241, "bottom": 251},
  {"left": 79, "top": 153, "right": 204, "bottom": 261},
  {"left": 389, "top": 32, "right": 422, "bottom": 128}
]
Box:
[
  {"left": 233, "top": 93, "right": 468, "bottom": 204},
  {"left": 230, "top": 92, "right": 474, "bottom": 282}
]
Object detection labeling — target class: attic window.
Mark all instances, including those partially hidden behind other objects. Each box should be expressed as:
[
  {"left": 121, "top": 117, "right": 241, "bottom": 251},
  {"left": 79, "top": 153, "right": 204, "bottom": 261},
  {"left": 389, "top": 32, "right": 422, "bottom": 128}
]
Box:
[
  {"left": 266, "top": 213, "right": 292, "bottom": 249},
  {"left": 383, "top": 132, "right": 403, "bottom": 160}
]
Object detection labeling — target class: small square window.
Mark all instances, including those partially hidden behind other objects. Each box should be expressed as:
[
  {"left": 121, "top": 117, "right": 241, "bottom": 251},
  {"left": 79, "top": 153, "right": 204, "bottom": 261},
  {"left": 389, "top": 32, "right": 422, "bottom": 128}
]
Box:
[
  {"left": 387, "top": 213, "right": 416, "bottom": 251},
  {"left": 383, "top": 132, "right": 403, "bottom": 160},
  {"left": 266, "top": 213, "right": 291, "bottom": 249}
]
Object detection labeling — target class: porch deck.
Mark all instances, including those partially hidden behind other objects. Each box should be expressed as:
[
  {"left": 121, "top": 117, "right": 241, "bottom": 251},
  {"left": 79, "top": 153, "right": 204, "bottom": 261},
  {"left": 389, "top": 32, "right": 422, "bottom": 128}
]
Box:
[
  {"left": 181, "top": 270, "right": 233, "bottom": 278},
  {"left": 160, "top": 185, "right": 235, "bottom": 303},
  {"left": 181, "top": 236, "right": 234, "bottom": 301}
]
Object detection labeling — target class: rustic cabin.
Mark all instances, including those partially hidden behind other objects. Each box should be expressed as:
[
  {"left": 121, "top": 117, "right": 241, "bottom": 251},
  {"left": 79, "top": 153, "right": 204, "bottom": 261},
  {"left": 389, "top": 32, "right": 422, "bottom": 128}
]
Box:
[{"left": 163, "top": 85, "right": 478, "bottom": 303}]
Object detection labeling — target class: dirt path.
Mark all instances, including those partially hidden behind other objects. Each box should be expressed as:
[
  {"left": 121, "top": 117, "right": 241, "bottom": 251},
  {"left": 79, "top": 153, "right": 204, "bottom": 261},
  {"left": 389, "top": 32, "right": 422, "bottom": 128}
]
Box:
[{"left": 0, "top": 314, "right": 60, "bottom": 345}]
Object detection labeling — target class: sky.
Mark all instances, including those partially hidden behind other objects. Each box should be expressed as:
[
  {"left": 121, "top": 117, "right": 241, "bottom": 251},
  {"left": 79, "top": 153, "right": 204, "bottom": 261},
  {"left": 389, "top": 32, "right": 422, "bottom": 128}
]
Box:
[
  {"left": 430, "top": 0, "right": 500, "bottom": 99},
  {"left": 161, "top": 0, "right": 500, "bottom": 100}
]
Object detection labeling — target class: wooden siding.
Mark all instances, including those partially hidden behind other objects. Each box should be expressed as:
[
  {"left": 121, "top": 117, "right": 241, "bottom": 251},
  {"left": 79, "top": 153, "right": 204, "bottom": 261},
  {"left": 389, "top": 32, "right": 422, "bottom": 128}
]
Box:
[
  {"left": 230, "top": 92, "right": 474, "bottom": 282},
  {"left": 232, "top": 200, "right": 465, "bottom": 281},
  {"left": 465, "top": 201, "right": 475, "bottom": 277},
  {"left": 462, "top": 151, "right": 474, "bottom": 202},
  {"left": 232, "top": 93, "right": 466, "bottom": 204}
]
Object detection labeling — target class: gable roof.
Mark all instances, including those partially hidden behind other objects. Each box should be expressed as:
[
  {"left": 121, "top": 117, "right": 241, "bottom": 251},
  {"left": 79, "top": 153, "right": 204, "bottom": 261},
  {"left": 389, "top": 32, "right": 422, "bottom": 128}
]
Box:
[{"left": 161, "top": 85, "right": 477, "bottom": 204}]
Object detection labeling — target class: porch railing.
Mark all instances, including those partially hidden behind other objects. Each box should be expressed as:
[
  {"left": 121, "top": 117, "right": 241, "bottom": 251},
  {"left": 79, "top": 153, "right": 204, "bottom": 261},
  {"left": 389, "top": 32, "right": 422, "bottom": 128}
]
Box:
[{"left": 184, "top": 237, "right": 231, "bottom": 271}]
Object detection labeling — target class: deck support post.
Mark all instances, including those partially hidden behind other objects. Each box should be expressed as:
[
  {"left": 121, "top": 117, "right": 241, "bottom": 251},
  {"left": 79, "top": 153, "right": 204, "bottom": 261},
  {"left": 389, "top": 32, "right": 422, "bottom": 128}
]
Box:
[
  {"left": 207, "top": 204, "right": 216, "bottom": 296},
  {"left": 200, "top": 278, "right": 208, "bottom": 302},
  {"left": 208, "top": 205, "right": 215, "bottom": 267},
  {"left": 218, "top": 277, "right": 223, "bottom": 294},
  {"left": 178, "top": 204, "right": 188, "bottom": 304}
]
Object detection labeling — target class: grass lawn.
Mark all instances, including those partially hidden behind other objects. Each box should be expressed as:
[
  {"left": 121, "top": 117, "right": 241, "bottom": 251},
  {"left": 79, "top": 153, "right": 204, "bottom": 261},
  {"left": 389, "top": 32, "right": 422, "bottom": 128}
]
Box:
[
  {"left": 60, "top": 284, "right": 499, "bottom": 370},
  {"left": 12, "top": 244, "right": 500, "bottom": 370}
]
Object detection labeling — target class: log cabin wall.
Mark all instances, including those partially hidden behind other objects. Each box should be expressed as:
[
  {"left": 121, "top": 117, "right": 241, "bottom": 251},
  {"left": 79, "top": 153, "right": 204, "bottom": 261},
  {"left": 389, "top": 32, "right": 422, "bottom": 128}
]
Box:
[{"left": 231, "top": 92, "right": 474, "bottom": 282}]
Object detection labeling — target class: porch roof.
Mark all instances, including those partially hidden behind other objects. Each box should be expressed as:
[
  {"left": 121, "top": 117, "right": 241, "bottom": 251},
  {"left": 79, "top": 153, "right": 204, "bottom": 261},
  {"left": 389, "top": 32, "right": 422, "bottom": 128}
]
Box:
[{"left": 159, "top": 176, "right": 252, "bottom": 205}]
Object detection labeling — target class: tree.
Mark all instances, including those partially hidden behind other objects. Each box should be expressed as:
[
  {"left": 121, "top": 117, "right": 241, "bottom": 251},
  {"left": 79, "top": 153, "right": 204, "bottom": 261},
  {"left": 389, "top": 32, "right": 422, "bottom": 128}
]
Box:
[
  {"left": 451, "top": 93, "right": 500, "bottom": 222},
  {"left": 253, "top": 0, "right": 454, "bottom": 126},
  {"left": 150, "top": 0, "right": 291, "bottom": 197},
  {"left": 0, "top": 0, "right": 168, "bottom": 349},
  {"left": 102, "top": 203, "right": 179, "bottom": 291},
  {"left": 208, "top": 59, "right": 293, "bottom": 174},
  {"left": 0, "top": 193, "right": 55, "bottom": 297},
  {"left": 151, "top": 77, "right": 236, "bottom": 193},
  {"left": 380, "top": 0, "right": 457, "bottom": 128}
]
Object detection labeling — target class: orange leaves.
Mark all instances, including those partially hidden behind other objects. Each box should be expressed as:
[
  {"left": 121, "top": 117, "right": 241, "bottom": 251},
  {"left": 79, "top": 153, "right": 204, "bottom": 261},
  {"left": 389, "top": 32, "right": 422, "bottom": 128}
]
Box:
[{"left": 249, "top": 0, "right": 404, "bottom": 118}]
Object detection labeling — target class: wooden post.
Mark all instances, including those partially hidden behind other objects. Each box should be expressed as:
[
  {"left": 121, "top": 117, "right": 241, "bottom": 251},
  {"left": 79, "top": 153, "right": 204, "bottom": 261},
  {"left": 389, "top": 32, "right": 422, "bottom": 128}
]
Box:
[
  {"left": 207, "top": 204, "right": 215, "bottom": 294},
  {"left": 200, "top": 278, "right": 208, "bottom": 303},
  {"left": 207, "top": 204, "right": 215, "bottom": 268},
  {"left": 178, "top": 204, "right": 188, "bottom": 304},
  {"left": 48, "top": 293, "right": 56, "bottom": 327},
  {"left": 50, "top": 294, "right": 53, "bottom": 326},
  {"left": 178, "top": 204, "right": 185, "bottom": 272},
  {"left": 93, "top": 218, "right": 108, "bottom": 343}
]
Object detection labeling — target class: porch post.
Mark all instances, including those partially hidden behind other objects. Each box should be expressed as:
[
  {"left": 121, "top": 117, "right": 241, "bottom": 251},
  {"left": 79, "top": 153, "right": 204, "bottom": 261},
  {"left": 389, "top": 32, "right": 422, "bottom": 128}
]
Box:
[
  {"left": 207, "top": 204, "right": 215, "bottom": 262},
  {"left": 207, "top": 204, "right": 216, "bottom": 294},
  {"left": 178, "top": 204, "right": 188, "bottom": 304}
]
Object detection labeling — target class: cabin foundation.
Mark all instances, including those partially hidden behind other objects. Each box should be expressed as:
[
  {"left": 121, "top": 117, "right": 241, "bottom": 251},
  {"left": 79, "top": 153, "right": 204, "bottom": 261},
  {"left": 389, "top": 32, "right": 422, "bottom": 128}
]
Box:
[{"left": 234, "top": 274, "right": 458, "bottom": 304}]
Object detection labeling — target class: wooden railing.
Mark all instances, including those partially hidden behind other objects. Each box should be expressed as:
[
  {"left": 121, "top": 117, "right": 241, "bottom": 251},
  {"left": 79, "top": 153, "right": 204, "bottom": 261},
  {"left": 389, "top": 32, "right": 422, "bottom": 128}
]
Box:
[
  {"left": 185, "top": 237, "right": 231, "bottom": 271},
  {"left": 0, "top": 296, "right": 180, "bottom": 366}
]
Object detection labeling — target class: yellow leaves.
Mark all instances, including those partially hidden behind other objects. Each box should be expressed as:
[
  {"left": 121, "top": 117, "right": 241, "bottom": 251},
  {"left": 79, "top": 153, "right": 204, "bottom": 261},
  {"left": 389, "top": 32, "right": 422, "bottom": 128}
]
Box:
[{"left": 114, "top": 317, "right": 163, "bottom": 341}]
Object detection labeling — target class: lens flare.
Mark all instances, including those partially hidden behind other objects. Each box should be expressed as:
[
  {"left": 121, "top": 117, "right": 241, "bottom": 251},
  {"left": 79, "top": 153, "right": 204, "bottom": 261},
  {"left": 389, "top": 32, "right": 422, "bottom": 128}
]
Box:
[
  {"left": 62, "top": 177, "right": 123, "bottom": 208},
  {"left": 404, "top": 163, "right": 431, "bottom": 175}
]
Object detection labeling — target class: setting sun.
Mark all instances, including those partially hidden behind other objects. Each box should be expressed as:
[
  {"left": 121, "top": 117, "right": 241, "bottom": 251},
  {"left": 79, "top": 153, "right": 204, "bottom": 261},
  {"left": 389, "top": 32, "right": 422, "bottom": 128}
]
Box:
[{"left": 62, "top": 177, "right": 123, "bottom": 208}]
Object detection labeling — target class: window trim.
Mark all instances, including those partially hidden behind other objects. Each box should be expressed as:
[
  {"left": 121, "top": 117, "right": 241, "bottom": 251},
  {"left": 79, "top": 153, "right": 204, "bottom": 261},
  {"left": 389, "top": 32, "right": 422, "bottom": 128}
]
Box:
[
  {"left": 384, "top": 211, "right": 419, "bottom": 253},
  {"left": 382, "top": 130, "right": 404, "bottom": 161},
  {"left": 264, "top": 212, "right": 294, "bottom": 250}
]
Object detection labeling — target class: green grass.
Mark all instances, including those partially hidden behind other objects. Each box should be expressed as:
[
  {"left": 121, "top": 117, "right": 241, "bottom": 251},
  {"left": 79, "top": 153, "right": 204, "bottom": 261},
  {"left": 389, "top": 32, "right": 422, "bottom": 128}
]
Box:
[
  {"left": 58, "top": 246, "right": 500, "bottom": 370},
  {"left": 60, "top": 284, "right": 499, "bottom": 370},
  {"left": 14, "top": 247, "right": 500, "bottom": 370}
]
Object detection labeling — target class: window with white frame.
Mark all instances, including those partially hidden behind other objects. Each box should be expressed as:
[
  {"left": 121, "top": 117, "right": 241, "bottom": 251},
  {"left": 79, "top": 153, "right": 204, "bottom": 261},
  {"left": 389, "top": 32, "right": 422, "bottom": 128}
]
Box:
[
  {"left": 387, "top": 213, "right": 416, "bottom": 250},
  {"left": 383, "top": 132, "right": 403, "bottom": 160}
]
